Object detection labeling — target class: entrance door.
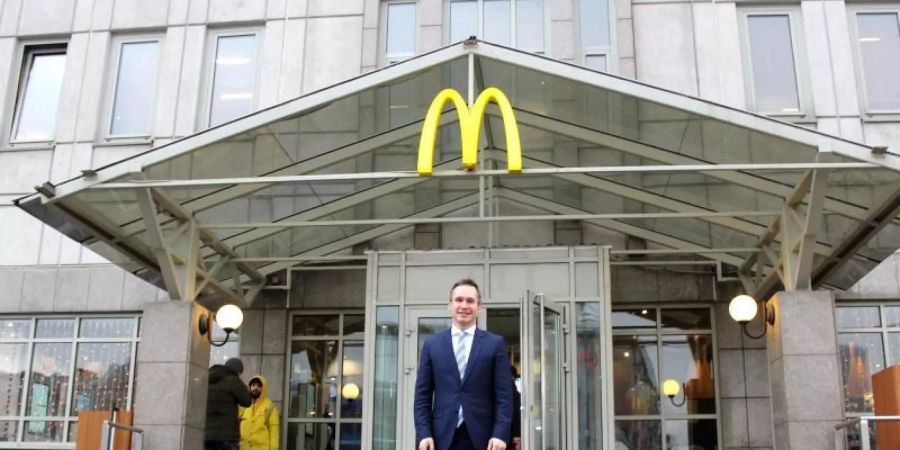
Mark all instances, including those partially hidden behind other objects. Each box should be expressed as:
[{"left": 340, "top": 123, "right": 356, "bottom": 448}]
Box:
[{"left": 521, "top": 292, "right": 566, "bottom": 450}]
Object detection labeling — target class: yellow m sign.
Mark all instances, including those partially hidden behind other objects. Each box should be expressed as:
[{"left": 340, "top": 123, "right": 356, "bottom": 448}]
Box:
[{"left": 417, "top": 87, "right": 522, "bottom": 175}]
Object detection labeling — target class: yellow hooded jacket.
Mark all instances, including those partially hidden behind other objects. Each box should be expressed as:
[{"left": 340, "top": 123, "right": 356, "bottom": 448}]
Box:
[{"left": 240, "top": 375, "right": 280, "bottom": 450}]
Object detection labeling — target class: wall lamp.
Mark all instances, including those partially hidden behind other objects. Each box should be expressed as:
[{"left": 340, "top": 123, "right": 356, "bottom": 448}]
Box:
[
  {"left": 662, "top": 379, "right": 686, "bottom": 407},
  {"left": 199, "top": 304, "right": 244, "bottom": 347},
  {"left": 728, "top": 294, "right": 775, "bottom": 339}
]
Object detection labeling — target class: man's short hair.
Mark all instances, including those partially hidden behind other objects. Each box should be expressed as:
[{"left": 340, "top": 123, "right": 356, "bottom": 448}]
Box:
[{"left": 450, "top": 278, "right": 481, "bottom": 302}]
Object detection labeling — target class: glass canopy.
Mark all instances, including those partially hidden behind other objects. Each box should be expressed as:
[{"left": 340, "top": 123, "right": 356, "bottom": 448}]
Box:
[{"left": 17, "top": 41, "right": 900, "bottom": 300}]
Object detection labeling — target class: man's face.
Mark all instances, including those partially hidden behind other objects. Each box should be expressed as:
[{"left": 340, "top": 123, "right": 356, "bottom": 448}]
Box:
[
  {"left": 448, "top": 284, "right": 480, "bottom": 329},
  {"left": 250, "top": 382, "right": 262, "bottom": 399}
]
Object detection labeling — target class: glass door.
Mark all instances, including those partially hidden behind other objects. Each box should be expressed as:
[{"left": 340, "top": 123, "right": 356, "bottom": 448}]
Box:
[{"left": 521, "top": 292, "right": 566, "bottom": 450}]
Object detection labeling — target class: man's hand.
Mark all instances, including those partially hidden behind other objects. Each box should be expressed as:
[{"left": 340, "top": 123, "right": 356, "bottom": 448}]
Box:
[
  {"left": 419, "top": 437, "right": 435, "bottom": 450},
  {"left": 487, "top": 437, "right": 507, "bottom": 450}
]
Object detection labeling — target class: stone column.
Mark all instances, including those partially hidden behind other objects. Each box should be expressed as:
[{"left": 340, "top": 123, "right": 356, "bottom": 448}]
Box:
[
  {"left": 133, "top": 301, "right": 210, "bottom": 450},
  {"left": 767, "top": 290, "right": 844, "bottom": 449}
]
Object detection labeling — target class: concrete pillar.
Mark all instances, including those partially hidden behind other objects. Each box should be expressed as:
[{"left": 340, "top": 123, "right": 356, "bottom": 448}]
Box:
[
  {"left": 133, "top": 301, "right": 210, "bottom": 450},
  {"left": 767, "top": 290, "right": 844, "bottom": 449}
]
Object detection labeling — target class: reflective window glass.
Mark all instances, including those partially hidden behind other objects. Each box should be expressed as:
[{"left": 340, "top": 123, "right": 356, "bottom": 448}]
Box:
[
  {"left": 341, "top": 342, "right": 364, "bottom": 418},
  {"left": 0, "top": 344, "right": 27, "bottom": 415},
  {"left": 36, "top": 319, "right": 74, "bottom": 338},
  {"left": 580, "top": 0, "right": 610, "bottom": 47},
  {"left": 612, "top": 309, "right": 656, "bottom": 328},
  {"left": 110, "top": 40, "right": 160, "bottom": 136},
  {"left": 856, "top": 13, "right": 900, "bottom": 111},
  {"left": 22, "top": 421, "right": 64, "bottom": 442},
  {"left": 746, "top": 15, "right": 801, "bottom": 113},
  {"left": 340, "top": 423, "right": 362, "bottom": 450},
  {"left": 885, "top": 306, "right": 900, "bottom": 327},
  {"left": 614, "top": 420, "right": 661, "bottom": 450},
  {"left": 664, "top": 419, "right": 718, "bottom": 450},
  {"left": 836, "top": 306, "right": 882, "bottom": 329},
  {"left": 838, "top": 332, "right": 884, "bottom": 412},
  {"left": 343, "top": 315, "right": 365, "bottom": 339},
  {"left": 450, "top": 0, "right": 477, "bottom": 43},
  {"left": 71, "top": 343, "right": 131, "bottom": 415},
  {"left": 613, "top": 335, "right": 659, "bottom": 415},
  {"left": 286, "top": 422, "right": 334, "bottom": 450},
  {"left": 13, "top": 46, "right": 66, "bottom": 142},
  {"left": 483, "top": 0, "right": 511, "bottom": 46},
  {"left": 661, "top": 335, "right": 715, "bottom": 415},
  {"left": 386, "top": 2, "right": 416, "bottom": 62},
  {"left": 27, "top": 343, "right": 72, "bottom": 417},
  {"left": 79, "top": 318, "right": 134, "bottom": 338},
  {"left": 0, "top": 320, "right": 31, "bottom": 339},
  {"left": 208, "top": 33, "right": 257, "bottom": 127},
  {"left": 293, "top": 315, "right": 341, "bottom": 336},
  {"left": 516, "top": 0, "right": 544, "bottom": 52},
  {"left": 288, "top": 340, "right": 338, "bottom": 418},
  {"left": 889, "top": 332, "right": 900, "bottom": 367},
  {"left": 585, "top": 54, "right": 607, "bottom": 72},
  {"left": 660, "top": 309, "right": 711, "bottom": 331},
  {"left": 576, "top": 303, "right": 603, "bottom": 450},
  {"left": 372, "top": 307, "right": 399, "bottom": 450},
  {"left": 0, "top": 421, "right": 17, "bottom": 442}
]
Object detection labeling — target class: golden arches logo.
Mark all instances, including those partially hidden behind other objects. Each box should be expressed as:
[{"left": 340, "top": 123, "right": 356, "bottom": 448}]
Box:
[{"left": 417, "top": 87, "right": 522, "bottom": 176}]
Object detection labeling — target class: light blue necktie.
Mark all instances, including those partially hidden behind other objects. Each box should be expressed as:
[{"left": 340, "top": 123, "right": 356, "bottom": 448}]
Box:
[{"left": 454, "top": 331, "right": 469, "bottom": 427}]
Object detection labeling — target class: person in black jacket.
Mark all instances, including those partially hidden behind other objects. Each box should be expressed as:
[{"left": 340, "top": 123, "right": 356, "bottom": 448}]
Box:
[{"left": 205, "top": 358, "right": 252, "bottom": 450}]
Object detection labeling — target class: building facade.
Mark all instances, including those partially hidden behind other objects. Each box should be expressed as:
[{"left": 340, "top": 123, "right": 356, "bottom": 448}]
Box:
[{"left": 0, "top": 0, "right": 899, "bottom": 449}]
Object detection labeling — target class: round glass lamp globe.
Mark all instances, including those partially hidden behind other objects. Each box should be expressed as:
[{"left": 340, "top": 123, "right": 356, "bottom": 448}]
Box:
[
  {"left": 342, "top": 382, "right": 360, "bottom": 400},
  {"left": 215, "top": 304, "right": 243, "bottom": 331},
  {"left": 729, "top": 295, "right": 758, "bottom": 323},
  {"left": 662, "top": 379, "right": 681, "bottom": 397}
]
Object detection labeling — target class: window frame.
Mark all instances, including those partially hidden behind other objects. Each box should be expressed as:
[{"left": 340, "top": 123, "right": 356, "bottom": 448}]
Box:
[
  {"left": 101, "top": 34, "right": 164, "bottom": 142},
  {"left": 847, "top": 7, "right": 900, "bottom": 118},
  {"left": 199, "top": 28, "right": 263, "bottom": 130},
  {"left": 737, "top": 8, "right": 815, "bottom": 121},
  {"left": 0, "top": 315, "right": 140, "bottom": 446},
  {"left": 443, "top": 0, "right": 549, "bottom": 54},
  {"left": 6, "top": 42, "right": 68, "bottom": 148},
  {"left": 576, "top": 0, "right": 618, "bottom": 74},
  {"left": 380, "top": 0, "right": 418, "bottom": 66}
]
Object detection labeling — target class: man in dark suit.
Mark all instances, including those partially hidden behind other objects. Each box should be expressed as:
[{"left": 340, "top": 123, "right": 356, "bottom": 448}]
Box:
[{"left": 414, "top": 279, "right": 513, "bottom": 450}]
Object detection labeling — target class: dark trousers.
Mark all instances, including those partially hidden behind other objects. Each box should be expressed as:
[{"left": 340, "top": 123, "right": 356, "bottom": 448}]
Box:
[
  {"left": 449, "top": 423, "right": 477, "bottom": 450},
  {"left": 204, "top": 441, "right": 239, "bottom": 450}
]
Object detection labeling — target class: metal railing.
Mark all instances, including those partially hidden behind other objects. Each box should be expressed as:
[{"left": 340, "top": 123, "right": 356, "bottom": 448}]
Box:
[
  {"left": 835, "top": 415, "right": 900, "bottom": 450},
  {"left": 100, "top": 420, "right": 143, "bottom": 450}
]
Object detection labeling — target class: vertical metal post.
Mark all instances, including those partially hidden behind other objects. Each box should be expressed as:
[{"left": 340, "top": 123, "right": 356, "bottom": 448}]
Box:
[
  {"left": 100, "top": 420, "right": 111, "bottom": 450},
  {"left": 860, "top": 418, "right": 871, "bottom": 450}
]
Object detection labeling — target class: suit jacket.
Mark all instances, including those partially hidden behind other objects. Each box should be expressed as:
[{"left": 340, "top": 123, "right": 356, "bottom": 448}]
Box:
[{"left": 414, "top": 328, "right": 513, "bottom": 450}]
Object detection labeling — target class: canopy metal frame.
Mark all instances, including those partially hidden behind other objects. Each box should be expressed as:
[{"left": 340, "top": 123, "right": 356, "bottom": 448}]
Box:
[{"left": 16, "top": 40, "right": 900, "bottom": 306}]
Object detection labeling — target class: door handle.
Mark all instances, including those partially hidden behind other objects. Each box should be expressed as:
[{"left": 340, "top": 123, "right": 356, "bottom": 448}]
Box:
[{"left": 405, "top": 366, "right": 414, "bottom": 375}]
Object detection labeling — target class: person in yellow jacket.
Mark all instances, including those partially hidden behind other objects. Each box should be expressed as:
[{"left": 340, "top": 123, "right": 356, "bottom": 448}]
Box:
[{"left": 240, "top": 375, "right": 280, "bottom": 450}]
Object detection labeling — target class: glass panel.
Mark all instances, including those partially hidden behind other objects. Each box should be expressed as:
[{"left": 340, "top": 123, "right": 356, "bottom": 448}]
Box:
[
  {"left": 530, "top": 300, "right": 543, "bottom": 448},
  {"left": 661, "top": 335, "right": 715, "bottom": 415},
  {"left": 580, "top": 0, "right": 610, "bottom": 47},
  {"left": 484, "top": 0, "right": 511, "bottom": 46},
  {"left": 0, "top": 343, "right": 28, "bottom": 416},
  {"left": 543, "top": 307, "right": 562, "bottom": 450},
  {"left": 209, "top": 34, "right": 257, "bottom": 127},
  {"left": 293, "top": 315, "right": 341, "bottom": 336},
  {"left": 386, "top": 2, "right": 416, "bottom": 60},
  {"left": 27, "top": 343, "right": 72, "bottom": 417},
  {"left": 450, "top": 0, "right": 477, "bottom": 43},
  {"left": 0, "top": 421, "right": 17, "bottom": 441},
  {"left": 286, "top": 422, "right": 335, "bottom": 450},
  {"left": 0, "top": 319, "right": 31, "bottom": 338},
  {"left": 340, "top": 342, "right": 364, "bottom": 418},
  {"left": 836, "top": 306, "right": 882, "bottom": 329},
  {"left": 340, "top": 423, "right": 362, "bottom": 450},
  {"left": 14, "top": 49, "right": 66, "bottom": 141},
  {"left": 23, "top": 420, "right": 64, "bottom": 442},
  {"left": 839, "top": 333, "right": 885, "bottom": 412},
  {"left": 885, "top": 306, "right": 900, "bottom": 328},
  {"left": 288, "top": 340, "right": 338, "bottom": 418},
  {"left": 79, "top": 318, "right": 134, "bottom": 338},
  {"left": 372, "top": 307, "right": 399, "bottom": 450},
  {"left": 418, "top": 318, "right": 451, "bottom": 353},
  {"left": 67, "top": 421, "right": 77, "bottom": 442},
  {"left": 664, "top": 419, "right": 717, "bottom": 450},
  {"left": 660, "top": 309, "right": 711, "bottom": 331},
  {"left": 576, "top": 303, "right": 603, "bottom": 450},
  {"left": 614, "top": 420, "right": 662, "bottom": 450},
  {"left": 110, "top": 40, "right": 160, "bottom": 135},
  {"left": 746, "top": 15, "right": 801, "bottom": 113},
  {"left": 613, "top": 309, "right": 657, "bottom": 329},
  {"left": 585, "top": 54, "right": 607, "bottom": 72},
  {"left": 857, "top": 13, "right": 900, "bottom": 111},
  {"left": 343, "top": 315, "right": 365, "bottom": 339},
  {"left": 71, "top": 343, "right": 131, "bottom": 415},
  {"left": 889, "top": 332, "right": 900, "bottom": 367},
  {"left": 613, "top": 335, "right": 659, "bottom": 415},
  {"left": 516, "top": 0, "right": 544, "bottom": 52},
  {"left": 36, "top": 319, "right": 75, "bottom": 338}
]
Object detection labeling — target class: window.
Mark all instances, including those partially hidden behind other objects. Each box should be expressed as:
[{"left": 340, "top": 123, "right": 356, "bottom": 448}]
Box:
[
  {"left": 0, "top": 316, "right": 139, "bottom": 444},
  {"left": 205, "top": 31, "right": 259, "bottom": 128},
  {"left": 10, "top": 44, "right": 67, "bottom": 143},
  {"left": 612, "top": 307, "right": 718, "bottom": 449},
  {"left": 287, "top": 312, "right": 365, "bottom": 450},
  {"left": 383, "top": 1, "right": 417, "bottom": 64},
  {"left": 739, "top": 11, "right": 809, "bottom": 116},
  {"left": 448, "top": 0, "right": 545, "bottom": 53},
  {"left": 579, "top": 0, "right": 612, "bottom": 72},
  {"left": 107, "top": 38, "right": 161, "bottom": 137},
  {"left": 836, "top": 304, "right": 900, "bottom": 449},
  {"left": 851, "top": 11, "right": 900, "bottom": 113}
]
